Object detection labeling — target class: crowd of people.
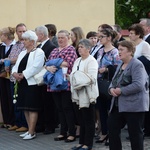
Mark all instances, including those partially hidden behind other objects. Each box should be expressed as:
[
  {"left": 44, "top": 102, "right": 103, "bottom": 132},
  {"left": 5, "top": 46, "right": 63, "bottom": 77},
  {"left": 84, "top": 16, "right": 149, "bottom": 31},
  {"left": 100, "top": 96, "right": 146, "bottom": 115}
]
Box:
[{"left": 0, "top": 18, "right": 150, "bottom": 150}]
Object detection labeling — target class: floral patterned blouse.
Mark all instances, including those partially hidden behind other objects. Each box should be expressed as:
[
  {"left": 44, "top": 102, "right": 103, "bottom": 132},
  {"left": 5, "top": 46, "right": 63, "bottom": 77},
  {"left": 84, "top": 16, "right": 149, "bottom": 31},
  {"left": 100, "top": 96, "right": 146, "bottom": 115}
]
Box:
[
  {"left": 97, "top": 47, "right": 121, "bottom": 77},
  {"left": 9, "top": 41, "right": 25, "bottom": 82}
]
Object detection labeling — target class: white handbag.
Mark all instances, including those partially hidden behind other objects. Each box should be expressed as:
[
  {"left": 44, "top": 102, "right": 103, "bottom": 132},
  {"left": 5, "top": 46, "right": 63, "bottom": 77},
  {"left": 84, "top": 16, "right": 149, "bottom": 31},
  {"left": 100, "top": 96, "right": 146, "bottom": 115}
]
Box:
[
  {"left": 33, "top": 49, "right": 47, "bottom": 86},
  {"left": 34, "top": 67, "right": 47, "bottom": 86}
]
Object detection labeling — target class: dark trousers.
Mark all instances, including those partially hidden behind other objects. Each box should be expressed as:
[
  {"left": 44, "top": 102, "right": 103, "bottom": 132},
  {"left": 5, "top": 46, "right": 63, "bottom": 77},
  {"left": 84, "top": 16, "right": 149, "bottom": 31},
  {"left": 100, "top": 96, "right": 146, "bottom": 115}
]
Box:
[
  {"left": 73, "top": 102, "right": 80, "bottom": 125},
  {"left": 37, "top": 85, "right": 56, "bottom": 130},
  {"left": 0, "top": 78, "right": 14, "bottom": 125},
  {"left": 97, "top": 96, "right": 111, "bottom": 135},
  {"left": 10, "top": 82, "right": 27, "bottom": 128},
  {"left": 52, "top": 91, "right": 75, "bottom": 136},
  {"left": 108, "top": 106, "right": 145, "bottom": 150},
  {"left": 144, "top": 109, "right": 150, "bottom": 135},
  {"left": 79, "top": 104, "right": 95, "bottom": 147}
]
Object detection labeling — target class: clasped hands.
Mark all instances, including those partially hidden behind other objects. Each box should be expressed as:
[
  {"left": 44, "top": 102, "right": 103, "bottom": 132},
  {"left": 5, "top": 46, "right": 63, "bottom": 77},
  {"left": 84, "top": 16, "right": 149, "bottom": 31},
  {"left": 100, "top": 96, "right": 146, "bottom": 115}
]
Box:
[
  {"left": 13, "top": 73, "right": 24, "bottom": 82},
  {"left": 110, "top": 87, "right": 121, "bottom": 97}
]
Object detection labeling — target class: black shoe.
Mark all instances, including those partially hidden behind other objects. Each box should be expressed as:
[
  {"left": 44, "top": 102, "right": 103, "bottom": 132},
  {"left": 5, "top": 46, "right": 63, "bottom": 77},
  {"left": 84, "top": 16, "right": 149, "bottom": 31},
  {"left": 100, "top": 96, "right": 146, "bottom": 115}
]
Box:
[
  {"left": 95, "top": 135, "right": 108, "bottom": 143},
  {"left": 126, "top": 136, "right": 144, "bottom": 140},
  {"left": 78, "top": 146, "right": 92, "bottom": 150},
  {"left": 126, "top": 136, "right": 130, "bottom": 140},
  {"left": 1, "top": 124, "right": 7, "bottom": 128},
  {"left": 71, "top": 145, "right": 83, "bottom": 150},
  {"left": 43, "top": 129, "right": 55, "bottom": 135},
  {"left": 54, "top": 135, "right": 67, "bottom": 141},
  {"left": 65, "top": 136, "right": 76, "bottom": 142},
  {"left": 95, "top": 135, "right": 100, "bottom": 140},
  {"left": 105, "top": 141, "right": 109, "bottom": 146}
]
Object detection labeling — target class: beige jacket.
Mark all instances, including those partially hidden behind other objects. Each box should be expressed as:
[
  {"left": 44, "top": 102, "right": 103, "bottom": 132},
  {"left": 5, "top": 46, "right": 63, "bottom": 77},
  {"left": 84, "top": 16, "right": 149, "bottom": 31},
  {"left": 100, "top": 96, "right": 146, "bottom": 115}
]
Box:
[{"left": 70, "top": 55, "right": 99, "bottom": 108}]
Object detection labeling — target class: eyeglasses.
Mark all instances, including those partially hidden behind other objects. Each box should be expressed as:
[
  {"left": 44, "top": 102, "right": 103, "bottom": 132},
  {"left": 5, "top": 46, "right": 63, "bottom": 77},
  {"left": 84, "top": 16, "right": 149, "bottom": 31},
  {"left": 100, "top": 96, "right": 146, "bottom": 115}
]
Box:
[{"left": 99, "top": 35, "right": 107, "bottom": 39}]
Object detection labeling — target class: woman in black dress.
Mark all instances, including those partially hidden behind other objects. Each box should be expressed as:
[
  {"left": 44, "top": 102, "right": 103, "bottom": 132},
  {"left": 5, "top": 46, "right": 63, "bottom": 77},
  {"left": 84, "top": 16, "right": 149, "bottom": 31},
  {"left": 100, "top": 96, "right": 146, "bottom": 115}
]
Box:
[{"left": 12, "top": 30, "right": 45, "bottom": 140}]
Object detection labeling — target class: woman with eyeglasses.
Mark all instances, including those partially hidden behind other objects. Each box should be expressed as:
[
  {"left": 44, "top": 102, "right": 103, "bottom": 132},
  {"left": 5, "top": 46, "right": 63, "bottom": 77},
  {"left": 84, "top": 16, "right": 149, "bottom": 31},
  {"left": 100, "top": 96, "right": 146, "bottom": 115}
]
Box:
[{"left": 95, "top": 28, "right": 121, "bottom": 145}]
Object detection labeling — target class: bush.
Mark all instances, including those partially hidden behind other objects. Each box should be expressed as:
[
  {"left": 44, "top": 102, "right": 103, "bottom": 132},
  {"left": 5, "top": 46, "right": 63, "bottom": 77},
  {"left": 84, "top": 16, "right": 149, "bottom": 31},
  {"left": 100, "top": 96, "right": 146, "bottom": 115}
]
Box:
[{"left": 115, "top": 0, "right": 150, "bottom": 29}]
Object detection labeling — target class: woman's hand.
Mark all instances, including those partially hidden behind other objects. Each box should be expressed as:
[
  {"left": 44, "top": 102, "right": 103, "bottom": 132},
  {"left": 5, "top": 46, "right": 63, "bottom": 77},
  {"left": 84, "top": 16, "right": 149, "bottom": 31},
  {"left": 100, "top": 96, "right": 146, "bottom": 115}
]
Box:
[
  {"left": 19, "top": 73, "right": 24, "bottom": 80},
  {"left": 13, "top": 72, "right": 23, "bottom": 82},
  {"left": 99, "top": 67, "right": 107, "bottom": 74},
  {"left": 66, "top": 74, "right": 70, "bottom": 81},
  {"left": 5, "top": 66, "right": 10, "bottom": 73},
  {"left": 46, "top": 65, "right": 57, "bottom": 74},
  {"left": 110, "top": 88, "right": 121, "bottom": 97},
  {"left": 113, "top": 88, "right": 121, "bottom": 96},
  {"left": 1, "top": 59, "right": 4, "bottom": 63},
  {"left": 60, "top": 61, "right": 68, "bottom": 68}
]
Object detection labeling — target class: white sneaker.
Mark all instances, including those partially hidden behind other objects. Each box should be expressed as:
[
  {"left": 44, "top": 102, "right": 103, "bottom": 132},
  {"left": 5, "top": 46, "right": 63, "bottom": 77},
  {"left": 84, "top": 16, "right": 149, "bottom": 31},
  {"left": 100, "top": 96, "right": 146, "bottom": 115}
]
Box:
[
  {"left": 20, "top": 131, "right": 29, "bottom": 138},
  {"left": 23, "top": 133, "right": 36, "bottom": 140}
]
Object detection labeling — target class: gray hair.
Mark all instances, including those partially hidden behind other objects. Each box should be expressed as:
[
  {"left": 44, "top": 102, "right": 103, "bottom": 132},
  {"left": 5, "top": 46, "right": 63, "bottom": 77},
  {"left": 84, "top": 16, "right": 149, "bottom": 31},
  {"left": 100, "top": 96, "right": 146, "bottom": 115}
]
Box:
[
  {"left": 78, "top": 39, "right": 92, "bottom": 50},
  {"left": 58, "top": 30, "right": 70, "bottom": 37},
  {"left": 113, "top": 24, "right": 122, "bottom": 33},
  {"left": 35, "top": 25, "right": 48, "bottom": 37},
  {"left": 22, "top": 30, "right": 38, "bottom": 43},
  {"left": 140, "top": 18, "right": 150, "bottom": 26}
]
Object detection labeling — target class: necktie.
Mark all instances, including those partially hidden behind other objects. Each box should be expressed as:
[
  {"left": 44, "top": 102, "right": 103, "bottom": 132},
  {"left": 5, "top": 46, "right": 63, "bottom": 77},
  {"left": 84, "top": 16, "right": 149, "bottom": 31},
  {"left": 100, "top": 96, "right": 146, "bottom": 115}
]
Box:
[{"left": 37, "top": 43, "right": 42, "bottom": 48}]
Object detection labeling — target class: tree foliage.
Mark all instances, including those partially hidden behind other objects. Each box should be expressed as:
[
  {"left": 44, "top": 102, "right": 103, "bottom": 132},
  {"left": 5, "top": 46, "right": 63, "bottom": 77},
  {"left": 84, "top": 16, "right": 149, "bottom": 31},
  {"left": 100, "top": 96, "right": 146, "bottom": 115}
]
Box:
[{"left": 115, "top": 0, "right": 150, "bottom": 29}]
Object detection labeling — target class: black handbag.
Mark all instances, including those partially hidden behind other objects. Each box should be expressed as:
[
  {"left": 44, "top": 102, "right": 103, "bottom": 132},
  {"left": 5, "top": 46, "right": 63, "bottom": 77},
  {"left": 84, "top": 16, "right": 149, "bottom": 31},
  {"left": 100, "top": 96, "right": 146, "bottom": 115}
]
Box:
[
  {"left": 98, "top": 76, "right": 112, "bottom": 100},
  {"left": 0, "top": 65, "right": 7, "bottom": 78},
  {"left": 98, "top": 50, "right": 112, "bottom": 100}
]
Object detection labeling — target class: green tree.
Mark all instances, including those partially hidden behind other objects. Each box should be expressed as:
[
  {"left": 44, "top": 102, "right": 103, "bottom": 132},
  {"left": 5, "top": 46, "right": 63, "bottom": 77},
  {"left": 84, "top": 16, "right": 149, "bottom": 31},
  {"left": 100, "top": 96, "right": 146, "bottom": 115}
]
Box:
[{"left": 115, "top": 0, "right": 150, "bottom": 29}]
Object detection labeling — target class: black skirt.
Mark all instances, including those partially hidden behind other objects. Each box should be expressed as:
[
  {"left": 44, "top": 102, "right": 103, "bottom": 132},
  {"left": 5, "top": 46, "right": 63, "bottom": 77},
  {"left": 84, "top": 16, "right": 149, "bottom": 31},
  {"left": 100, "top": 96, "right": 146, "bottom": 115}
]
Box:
[{"left": 16, "top": 52, "right": 42, "bottom": 111}]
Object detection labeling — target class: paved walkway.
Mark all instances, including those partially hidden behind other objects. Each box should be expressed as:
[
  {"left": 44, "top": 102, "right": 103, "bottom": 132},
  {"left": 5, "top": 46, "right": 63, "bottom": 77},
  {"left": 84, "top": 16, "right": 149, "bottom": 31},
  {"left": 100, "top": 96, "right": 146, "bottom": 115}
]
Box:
[{"left": 0, "top": 127, "right": 150, "bottom": 150}]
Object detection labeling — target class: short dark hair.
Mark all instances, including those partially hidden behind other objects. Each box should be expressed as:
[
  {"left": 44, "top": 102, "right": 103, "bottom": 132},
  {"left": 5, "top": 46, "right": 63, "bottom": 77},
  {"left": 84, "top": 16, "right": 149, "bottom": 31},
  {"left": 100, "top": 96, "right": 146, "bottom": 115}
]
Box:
[
  {"left": 16, "top": 23, "right": 26, "bottom": 32},
  {"left": 128, "top": 24, "right": 144, "bottom": 39},
  {"left": 100, "top": 29, "right": 117, "bottom": 41},
  {"left": 118, "top": 40, "right": 135, "bottom": 56},
  {"left": 98, "top": 24, "right": 113, "bottom": 30},
  {"left": 45, "top": 24, "right": 57, "bottom": 36},
  {"left": 86, "top": 31, "right": 97, "bottom": 39}
]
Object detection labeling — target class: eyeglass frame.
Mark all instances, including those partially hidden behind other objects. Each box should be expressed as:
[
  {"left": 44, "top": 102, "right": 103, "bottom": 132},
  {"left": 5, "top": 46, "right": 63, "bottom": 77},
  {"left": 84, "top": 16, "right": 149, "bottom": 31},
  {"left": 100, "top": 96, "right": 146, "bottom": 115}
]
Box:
[{"left": 99, "top": 35, "right": 107, "bottom": 39}]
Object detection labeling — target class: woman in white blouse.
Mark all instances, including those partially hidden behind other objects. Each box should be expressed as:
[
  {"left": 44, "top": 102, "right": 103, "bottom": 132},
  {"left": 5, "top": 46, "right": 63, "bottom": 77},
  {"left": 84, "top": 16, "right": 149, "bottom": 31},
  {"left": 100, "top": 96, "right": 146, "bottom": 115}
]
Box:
[{"left": 129, "top": 23, "right": 150, "bottom": 61}]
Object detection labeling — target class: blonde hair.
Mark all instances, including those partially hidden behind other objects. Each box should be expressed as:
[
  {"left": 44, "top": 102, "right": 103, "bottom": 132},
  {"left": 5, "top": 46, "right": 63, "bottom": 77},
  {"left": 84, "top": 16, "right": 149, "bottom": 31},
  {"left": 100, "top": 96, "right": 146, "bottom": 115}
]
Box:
[
  {"left": 71, "top": 27, "right": 85, "bottom": 49},
  {"left": 0, "top": 27, "right": 15, "bottom": 40}
]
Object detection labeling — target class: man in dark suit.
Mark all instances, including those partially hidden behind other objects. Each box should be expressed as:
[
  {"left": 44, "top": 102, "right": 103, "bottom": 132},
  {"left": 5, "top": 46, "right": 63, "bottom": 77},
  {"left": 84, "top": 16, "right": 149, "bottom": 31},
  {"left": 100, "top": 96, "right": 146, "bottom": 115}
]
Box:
[
  {"left": 140, "top": 18, "right": 150, "bottom": 44},
  {"left": 35, "top": 26, "right": 56, "bottom": 134},
  {"left": 139, "top": 18, "right": 150, "bottom": 137},
  {"left": 112, "top": 24, "right": 125, "bottom": 48}
]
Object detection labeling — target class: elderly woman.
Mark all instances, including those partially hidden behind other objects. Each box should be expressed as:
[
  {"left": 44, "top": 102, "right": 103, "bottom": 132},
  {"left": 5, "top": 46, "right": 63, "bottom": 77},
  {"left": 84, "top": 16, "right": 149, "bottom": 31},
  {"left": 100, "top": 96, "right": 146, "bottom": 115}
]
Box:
[
  {"left": 46, "top": 30, "right": 77, "bottom": 142},
  {"left": 129, "top": 23, "right": 150, "bottom": 138},
  {"left": 108, "top": 40, "right": 149, "bottom": 150},
  {"left": 12, "top": 30, "right": 45, "bottom": 140},
  {"left": 70, "top": 39, "right": 99, "bottom": 150},
  {"left": 128, "top": 23, "right": 150, "bottom": 61}
]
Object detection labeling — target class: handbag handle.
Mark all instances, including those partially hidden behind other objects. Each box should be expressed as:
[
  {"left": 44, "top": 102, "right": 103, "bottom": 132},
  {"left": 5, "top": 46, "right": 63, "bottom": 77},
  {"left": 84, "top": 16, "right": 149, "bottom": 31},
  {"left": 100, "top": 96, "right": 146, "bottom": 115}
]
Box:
[
  {"left": 99, "top": 50, "right": 110, "bottom": 81},
  {"left": 77, "top": 59, "right": 82, "bottom": 70},
  {"left": 33, "top": 48, "right": 46, "bottom": 65}
]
